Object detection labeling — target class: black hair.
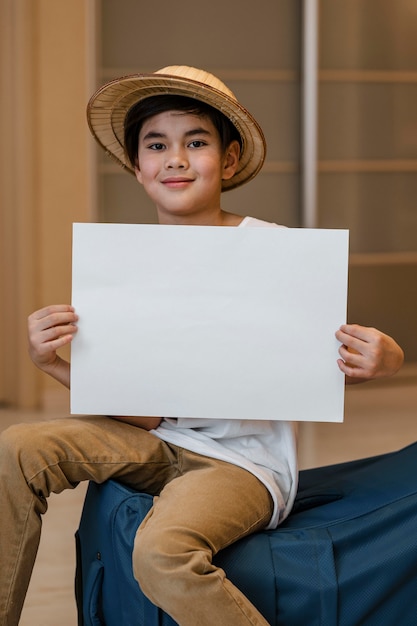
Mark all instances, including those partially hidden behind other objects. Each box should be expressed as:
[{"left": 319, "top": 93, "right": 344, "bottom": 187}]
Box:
[{"left": 124, "top": 94, "right": 242, "bottom": 168}]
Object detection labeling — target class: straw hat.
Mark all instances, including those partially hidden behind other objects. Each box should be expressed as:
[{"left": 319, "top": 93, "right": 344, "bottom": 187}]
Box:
[{"left": 87, "top": 65, "right": 266, "bottom": 191}]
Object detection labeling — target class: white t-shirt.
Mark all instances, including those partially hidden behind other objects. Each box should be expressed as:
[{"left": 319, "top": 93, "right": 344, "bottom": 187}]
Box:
[{"left": 153, "top": 216, "right": 298, "bottom": 529}]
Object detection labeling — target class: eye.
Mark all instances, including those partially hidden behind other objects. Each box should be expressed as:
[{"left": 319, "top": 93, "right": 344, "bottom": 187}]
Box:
[
  {"left": 188, "top": 140, "right": 207, "bottom": 148},
  {"left": 148, "top": 143, "right": 165, "bottom": 151}
]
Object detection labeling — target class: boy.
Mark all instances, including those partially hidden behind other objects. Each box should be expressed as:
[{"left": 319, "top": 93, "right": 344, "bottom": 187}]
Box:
[{"left": 0, "top": 66, "right": 404, "bottom": 626}]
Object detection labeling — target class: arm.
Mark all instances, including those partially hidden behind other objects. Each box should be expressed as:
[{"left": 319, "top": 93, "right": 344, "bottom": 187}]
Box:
[
  {"left": 28, "top": 304, "right": 78, "bottom": 388},
  {"left": 335, "top": 324, "right": 404, "bottom": 384}
]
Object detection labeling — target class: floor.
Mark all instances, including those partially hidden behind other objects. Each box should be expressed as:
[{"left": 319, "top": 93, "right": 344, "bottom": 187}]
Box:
[{"left": 1, "top": 364, "right": 417, "bottom": 625}]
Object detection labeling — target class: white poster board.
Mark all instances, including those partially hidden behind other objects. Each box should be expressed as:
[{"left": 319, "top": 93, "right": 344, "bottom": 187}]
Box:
[{"left": 71, "top": 223, "right": 348, "bottom": 422}]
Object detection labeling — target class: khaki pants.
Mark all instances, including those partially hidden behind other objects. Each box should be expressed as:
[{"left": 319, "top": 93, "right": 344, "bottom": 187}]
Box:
[{"left": 0, "top": 416, "right": 272, "bottom": 625}]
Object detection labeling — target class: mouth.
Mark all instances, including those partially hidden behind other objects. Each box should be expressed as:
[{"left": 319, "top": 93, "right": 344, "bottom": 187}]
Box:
[{"left": 161, "top": 177, "right": 194, "bottom": 188}]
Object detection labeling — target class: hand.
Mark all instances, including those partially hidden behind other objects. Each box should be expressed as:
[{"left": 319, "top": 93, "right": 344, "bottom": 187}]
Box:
[
  {"left": 335, "top": 324, "right": 404, "bottom": 383},
  {"left": 28, "top": 304, "right": 78, "bottom": 386}
]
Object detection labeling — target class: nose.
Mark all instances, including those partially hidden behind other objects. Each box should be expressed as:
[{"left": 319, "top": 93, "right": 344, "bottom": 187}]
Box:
[{"left": 165, "top": 146, "right": 188, "bottom": 169}]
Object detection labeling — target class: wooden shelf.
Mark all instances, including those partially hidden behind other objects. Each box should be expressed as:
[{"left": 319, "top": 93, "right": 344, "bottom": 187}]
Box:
[
  {"left": 318, "top": 160, "right": 417, "bottom": 173},
  {"left": 350, "top": 252, "right": 417, "bottom": 267},
  {"left": 319, "top": 70, "right": 417, "bottom": 83}
]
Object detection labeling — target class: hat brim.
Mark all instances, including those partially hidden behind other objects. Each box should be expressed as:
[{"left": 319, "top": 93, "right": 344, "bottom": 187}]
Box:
[{"left": 87, "top": 72, "right": 266, "bottom": 191}]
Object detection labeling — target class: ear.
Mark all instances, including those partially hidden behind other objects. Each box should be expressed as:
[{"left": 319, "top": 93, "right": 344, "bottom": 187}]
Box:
[
  {"left": 134, "top": 162, "right": 143, "bottom": 185},
  {"left": 222, "top": 140, "right": 240, "bottom": 182}
]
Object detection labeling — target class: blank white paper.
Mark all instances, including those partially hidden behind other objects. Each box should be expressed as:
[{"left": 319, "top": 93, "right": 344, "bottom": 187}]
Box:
[{"left": 71, "top": 223, "right": 348, "bottom": 422}]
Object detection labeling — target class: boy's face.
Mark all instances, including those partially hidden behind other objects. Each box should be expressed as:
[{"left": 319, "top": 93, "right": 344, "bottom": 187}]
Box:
[{"left": 134, "top": 110, "right": 239, "bottom": 224}]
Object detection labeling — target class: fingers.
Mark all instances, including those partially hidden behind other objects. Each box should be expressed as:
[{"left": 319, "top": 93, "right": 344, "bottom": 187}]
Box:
[
  {"left": 335, "top": 323, "right": 404, "bottom": 381},
  {"left": 29, "top": 305, "right": 78, "bottom": 334},
  {"left": 336, "top": 323, "right": 377, "bottom": 349},
  {"left": 29, "top": 304, "right": 78, "bottom": 325},
  {"left": 335, "top": 324, "right": 376, "bottom": 374},
  {"left": 336, "top": 357, "right": 362, "bottom": 379},
  {"left": 336, "top": 354, "right": 373, "bottom": 381},
  {"left": 28, "top": 304, "right": 79, "bottom": 367}
]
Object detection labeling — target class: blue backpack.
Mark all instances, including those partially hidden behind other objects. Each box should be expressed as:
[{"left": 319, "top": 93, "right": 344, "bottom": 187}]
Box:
[{"left": 75, "top": 442, "right": 417, "bottom": 625}]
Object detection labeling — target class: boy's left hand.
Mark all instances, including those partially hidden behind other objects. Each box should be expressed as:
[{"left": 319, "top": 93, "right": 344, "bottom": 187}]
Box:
[{"left": 335, "top": 324, "right": 404, "bottom": 384}]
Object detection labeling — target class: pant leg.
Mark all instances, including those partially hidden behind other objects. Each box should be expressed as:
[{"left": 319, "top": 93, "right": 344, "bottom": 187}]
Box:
[
  {"left": 0, "top": 415, "right": 179, "bottom": 626},
  {"left": 133, "top": 449, "right": 273, "bottom": 626}
]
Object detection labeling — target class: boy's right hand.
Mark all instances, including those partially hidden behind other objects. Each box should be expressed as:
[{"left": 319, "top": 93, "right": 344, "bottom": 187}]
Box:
[{"left": 28, "top": 304, "right": 78, "bottom": 385}]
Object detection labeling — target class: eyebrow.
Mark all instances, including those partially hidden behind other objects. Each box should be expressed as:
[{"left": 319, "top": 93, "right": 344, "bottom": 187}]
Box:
[
  {"left": 185, "top": 127, "right": 212, "bottom": 138},
  {"left": 142, "top": 127, "right": 212, "bottom": 142}
]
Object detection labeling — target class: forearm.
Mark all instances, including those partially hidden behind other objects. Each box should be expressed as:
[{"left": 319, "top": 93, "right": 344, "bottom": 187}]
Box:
[
  {"left": 36, "top": 356, "right": 71, "bottom": 389},
  {"left": 110, "top": 415, "right": 162, "bottom": 430}
]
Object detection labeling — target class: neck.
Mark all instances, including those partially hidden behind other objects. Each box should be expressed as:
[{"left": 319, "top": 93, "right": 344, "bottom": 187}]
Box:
[{"left": 157, "top": 209, "right": 244, "bottom": 227}]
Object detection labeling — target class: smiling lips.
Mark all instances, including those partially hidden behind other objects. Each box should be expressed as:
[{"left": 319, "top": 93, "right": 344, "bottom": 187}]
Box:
[{"left": 162, "top": 177, "right": 194, "bottom": 188}]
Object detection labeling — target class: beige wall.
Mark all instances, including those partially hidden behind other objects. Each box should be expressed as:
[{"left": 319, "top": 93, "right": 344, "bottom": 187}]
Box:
[
  {"left": 1, "top": 0, "right": 416, "bottom": 407},
  {"left": 0, "top": 0, "right": 95, "bottom": 408}
]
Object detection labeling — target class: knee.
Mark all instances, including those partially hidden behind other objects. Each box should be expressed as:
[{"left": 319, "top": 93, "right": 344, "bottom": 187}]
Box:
[
  {"left": 0, "top": 422, "right": 33, "bottom": 462},
  {"left": 132, "top": 523, "right": 211, "bottom": 603},
  {"left": 0, "top": 421, "right": 58, "bottom": 479},
  {"left": 0, "top": 423, "right": 40, "bottom": 490},
  {"left": 1, "top": 418, "right": 73, "bottom": 462}
]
